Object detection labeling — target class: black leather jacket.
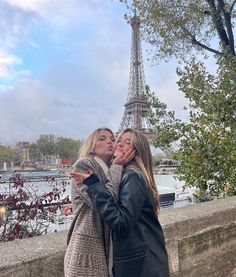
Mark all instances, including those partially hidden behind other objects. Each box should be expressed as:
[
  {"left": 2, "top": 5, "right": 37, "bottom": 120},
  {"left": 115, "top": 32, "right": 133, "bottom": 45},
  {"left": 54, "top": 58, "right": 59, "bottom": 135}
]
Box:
[{"left": 85, "top": 169, "right": 170, "bottom": 277}]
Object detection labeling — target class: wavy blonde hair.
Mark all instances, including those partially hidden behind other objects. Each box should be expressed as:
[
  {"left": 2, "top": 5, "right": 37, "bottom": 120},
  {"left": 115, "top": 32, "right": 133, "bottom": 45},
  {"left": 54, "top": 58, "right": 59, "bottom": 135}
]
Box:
[
  {"left": 116, "top": 128, "right": 160, "bottom": 214},
  {"left": 79, "top": 127, "right": 114, "bottom": 162}
]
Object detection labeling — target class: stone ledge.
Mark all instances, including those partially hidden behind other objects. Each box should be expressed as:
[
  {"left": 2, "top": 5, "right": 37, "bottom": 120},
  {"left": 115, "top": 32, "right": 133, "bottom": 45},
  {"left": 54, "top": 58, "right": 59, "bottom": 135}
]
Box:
[
  {"left": 0, "top": 196, "right": 235, "bottom": 277},
  {"left": 160, "top": 195, "right": 236, "bottom": 237},
  {"left": 159, "top": 196, "right": 236, "bottom": 276},
  {"left": 0, "top": 231, "right": 67, "bottom": 277}
]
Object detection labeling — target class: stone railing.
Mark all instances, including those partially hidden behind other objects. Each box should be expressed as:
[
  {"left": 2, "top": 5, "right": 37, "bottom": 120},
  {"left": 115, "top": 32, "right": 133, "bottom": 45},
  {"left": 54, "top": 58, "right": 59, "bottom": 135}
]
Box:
[
  {"left": 0, "top": 196, "right": 235, "bottom": 277},
  {"left": 160, "top": 195, "right": 236, "bottom": 277}
]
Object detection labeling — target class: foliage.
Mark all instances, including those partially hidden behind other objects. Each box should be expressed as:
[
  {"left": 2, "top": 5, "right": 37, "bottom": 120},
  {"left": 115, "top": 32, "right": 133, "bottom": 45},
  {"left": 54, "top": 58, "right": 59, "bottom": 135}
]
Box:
[
  {"left": 29, "top": 135, "right": 81, "bottom": 163},
  {"left": 0, "top": 145, "right": 17, "bottom": 169},
  {"left": 146, "top": 86, "right": 185, "bottom": 149},
  {"left": 119, "top": 0, "right": 236, "bottom": 199},
  {"left": 31, "top": 135, "right": 81, "bottom": 163},
  {"left": 0, "top": 135, "right": 81, "bottom": 168},
  {"left": 29, "top": 143, "right": 41, "bottom": 162},
  {"left": 36, "top": 134, "right": 57, "bottom": 162},
  {"left": 147, "top": 55, "right": 236, "bottom": 199},
  {"left": 56, "top": 137, "right": 81, "bottom": 162},
  {"left": 176, "top": 55, "right": 236, "bottom": 197},
  {"left": 0, "top": 174, "right": 70, "bottom": 242},
  {"left": 122, "top": 0, "right": 236, "bottom": 61}
]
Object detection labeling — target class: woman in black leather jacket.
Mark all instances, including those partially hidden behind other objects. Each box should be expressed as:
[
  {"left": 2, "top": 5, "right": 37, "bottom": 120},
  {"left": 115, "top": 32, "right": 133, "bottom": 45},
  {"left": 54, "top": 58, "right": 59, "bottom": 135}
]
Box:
[{"left": 76, "top": 128, "right": 170, "bottom": 277}]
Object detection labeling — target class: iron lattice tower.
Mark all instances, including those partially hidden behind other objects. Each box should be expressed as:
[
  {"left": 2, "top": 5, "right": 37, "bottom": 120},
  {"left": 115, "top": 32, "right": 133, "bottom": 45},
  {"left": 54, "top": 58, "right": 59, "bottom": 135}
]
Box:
[{"left": 118, "top": 15, "right": 152, "bottom": 139}]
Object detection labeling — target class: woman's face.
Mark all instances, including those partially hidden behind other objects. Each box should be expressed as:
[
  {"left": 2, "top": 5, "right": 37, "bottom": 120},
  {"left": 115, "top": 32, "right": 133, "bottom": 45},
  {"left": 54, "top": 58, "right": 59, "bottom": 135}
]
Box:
[
  {"left": 114, "top": 131, "right": 135, "bottom": 157},
  {"left": 93, "top": 130, "right": 115, "bottom": 163}
]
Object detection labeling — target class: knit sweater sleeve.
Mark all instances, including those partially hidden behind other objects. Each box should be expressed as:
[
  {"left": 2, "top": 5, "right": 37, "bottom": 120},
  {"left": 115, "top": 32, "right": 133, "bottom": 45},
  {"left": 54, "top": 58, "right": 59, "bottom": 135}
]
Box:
[{"left": 71, "top": 158, "right": 94, "bottom": 208}]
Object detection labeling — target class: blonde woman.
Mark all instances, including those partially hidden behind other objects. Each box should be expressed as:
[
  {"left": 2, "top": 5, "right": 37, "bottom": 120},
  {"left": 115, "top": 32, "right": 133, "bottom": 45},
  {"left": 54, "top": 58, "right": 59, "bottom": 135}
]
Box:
[
  {"left": 74, "top": 128, "right": 169, "bottom": 277},
  {"left": 64, "top": 127, "right": 134, "bottom": 277}
]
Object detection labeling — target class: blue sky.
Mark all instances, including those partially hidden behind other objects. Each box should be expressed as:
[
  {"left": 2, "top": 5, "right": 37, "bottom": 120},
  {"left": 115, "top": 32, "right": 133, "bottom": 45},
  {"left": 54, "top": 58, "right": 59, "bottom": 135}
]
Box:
[{"left": 0, "top": 0, "right": 190, "bottom": 145}]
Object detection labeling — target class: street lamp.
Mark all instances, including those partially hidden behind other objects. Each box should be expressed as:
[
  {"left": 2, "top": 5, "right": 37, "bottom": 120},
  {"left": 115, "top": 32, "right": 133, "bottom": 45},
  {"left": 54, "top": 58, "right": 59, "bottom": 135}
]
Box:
[{"left": 0, "top": 205, "right": 7, "bottom": 215}]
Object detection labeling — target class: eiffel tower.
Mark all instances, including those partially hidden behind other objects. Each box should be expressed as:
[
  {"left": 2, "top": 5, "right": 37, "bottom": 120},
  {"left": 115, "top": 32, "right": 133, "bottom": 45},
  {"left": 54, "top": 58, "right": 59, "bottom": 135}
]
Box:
[{"left": 118, "top": 14, "right": 152, "bottom": 140}]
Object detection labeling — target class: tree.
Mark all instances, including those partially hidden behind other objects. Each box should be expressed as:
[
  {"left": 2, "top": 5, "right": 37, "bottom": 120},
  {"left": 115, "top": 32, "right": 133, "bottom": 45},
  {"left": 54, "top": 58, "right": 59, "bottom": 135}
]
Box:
[
  {"left": 36, "top": 135, "right": 56, "bottom": 162},
  {"left": 146, "top": 86, "right": 185, "bottom": 149},
  {"left": 147, "top": 55, "right": 236, "bottom": 199},
  {"left": 55, "top": 137, "right": 81, "bottom": 162},
  {"left": 176, "top": 55, "right": 236, "bottom": 198},
  {"left": 0, "top": 145, "right": 17, "bottom": 169},
  {"left": 123, "top": 0, "right": 236, "bottom": 61},
  {"left": 29, "top": 143, "right": 41, "bottom": 162},
  {"left": 120, "top": 0, "right": 236, "bottom": 199}
]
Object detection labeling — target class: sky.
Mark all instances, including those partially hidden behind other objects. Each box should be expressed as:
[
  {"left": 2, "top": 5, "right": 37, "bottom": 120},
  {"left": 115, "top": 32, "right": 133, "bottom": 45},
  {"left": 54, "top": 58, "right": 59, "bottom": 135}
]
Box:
[{"left": 0, "top": 0, "right": 190, "bottom": 146}]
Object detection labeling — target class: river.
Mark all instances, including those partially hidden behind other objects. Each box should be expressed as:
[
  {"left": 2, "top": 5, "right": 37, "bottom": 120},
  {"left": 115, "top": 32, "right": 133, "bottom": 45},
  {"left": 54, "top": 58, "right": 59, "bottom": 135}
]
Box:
[
  {"left": 0, "top": 172, "right": 194, "bottom": 233},
  {"left": 0, "top": 172, "right": 194, "bottom": 205}
]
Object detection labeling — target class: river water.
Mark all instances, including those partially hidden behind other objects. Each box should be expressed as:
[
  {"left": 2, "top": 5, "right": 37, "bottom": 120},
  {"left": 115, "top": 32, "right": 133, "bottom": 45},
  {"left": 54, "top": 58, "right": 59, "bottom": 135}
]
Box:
[
  {"left": 0, "top": 172, "right": 194, "bottom": 232},
  {"left": 0, "top": 172, "right": 194, "bottom": 209},
  {"left": 0, "top": 170, "right": 193, "bottom": 199}
]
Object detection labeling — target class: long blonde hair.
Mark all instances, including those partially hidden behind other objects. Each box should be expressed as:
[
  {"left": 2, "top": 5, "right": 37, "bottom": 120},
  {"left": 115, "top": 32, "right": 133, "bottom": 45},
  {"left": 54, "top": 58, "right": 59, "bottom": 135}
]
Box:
[
  {"left": 79, "top": 127, "right": 114, "bottom": 162},
  {"left": 116, "top": 128, "right": 160, "bottom": 213}
]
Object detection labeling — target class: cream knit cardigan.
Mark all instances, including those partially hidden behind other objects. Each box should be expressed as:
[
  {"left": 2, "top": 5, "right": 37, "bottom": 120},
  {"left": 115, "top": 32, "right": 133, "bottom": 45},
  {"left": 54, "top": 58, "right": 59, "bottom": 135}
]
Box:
[{"left": 64, "top": 156, "right": 122, "bottom": 277}]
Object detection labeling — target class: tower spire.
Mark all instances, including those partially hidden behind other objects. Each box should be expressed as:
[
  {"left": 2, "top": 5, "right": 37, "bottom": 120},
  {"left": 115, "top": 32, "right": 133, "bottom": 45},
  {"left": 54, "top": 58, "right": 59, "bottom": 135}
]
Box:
[{"left": 118, "top": 13, "right": 152, "bottom": 139}]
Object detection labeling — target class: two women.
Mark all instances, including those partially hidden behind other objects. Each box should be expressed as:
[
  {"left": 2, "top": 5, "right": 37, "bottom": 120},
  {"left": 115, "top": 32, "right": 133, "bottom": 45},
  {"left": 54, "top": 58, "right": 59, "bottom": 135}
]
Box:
[
  {"left": 70, "top": 128, "right": 169, "bottom": 277},
  {"left": 64, "top": 127, "right": 134, "bottom": 277}
]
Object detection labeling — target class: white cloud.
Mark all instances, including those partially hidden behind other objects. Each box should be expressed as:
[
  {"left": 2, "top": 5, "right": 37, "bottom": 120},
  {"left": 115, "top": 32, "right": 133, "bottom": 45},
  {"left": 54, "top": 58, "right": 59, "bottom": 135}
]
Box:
[
  {"left": 0, "top": 1, "right": 38, "bottom": 49},
  {"left": 0, "top": 50, "right": 21, "bottom": 64},
  {"left": 0, "top": 49, "right": 22, "bottom": 78},
  {"left": 6, "top": 0, "right": 49, "bottom": 11},
  {"left": 5, "top": 0, "right": 106, "bottom": 30},
  {"left": 0, "top": 0, "right": 192, "bottom": 146},
  {"left": 0, "top": 62, "right": 128, "bottom": 145},
  {"left": 0, "top": 0, "right": 112, "bottom": 81},
  {"left": 0, "top": 64, "right": 11, "bottom": 78}
]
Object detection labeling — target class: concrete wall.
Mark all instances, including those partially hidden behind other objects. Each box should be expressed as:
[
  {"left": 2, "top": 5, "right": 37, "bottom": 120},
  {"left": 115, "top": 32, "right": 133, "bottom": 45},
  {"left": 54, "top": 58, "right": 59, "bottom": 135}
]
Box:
[
  {"left": 0, "top": 231, "right": 66, "bottom": 277},
  {"left": 0, "top": 196, "right": 235, "bottom": 277},
  {"left": 160, "top": 196, "right": 236, "bottom": 277}
]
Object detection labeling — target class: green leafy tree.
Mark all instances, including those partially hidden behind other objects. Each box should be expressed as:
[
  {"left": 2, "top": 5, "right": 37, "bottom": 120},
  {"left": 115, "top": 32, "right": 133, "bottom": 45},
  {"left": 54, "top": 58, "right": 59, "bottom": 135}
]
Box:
[
  {"left": 36, "top": 135, "right": 56, "bottom": 162},
  {"left": 146, "top": 86, "right": 185, "bottom": 150},
  {"left": 55, "top": 137, "right": 81, "bottom": 162},
  {"left": 29, "top": 143, "right": 41, "bottom": 162},
  {"left": 123, "top": 0, "right": 236, "bottom": 61},
  {"left": 0, "top": 145, "right": 18, "bottom": 169},
  {"left": 120, "top": 0, "right": 236, "bottom": 199},
  {"left": 147, "top": 55, "right": 236, "bottom": 199},
  {"left": 176, "top": 55, "right": 236, "bottom": 198}
]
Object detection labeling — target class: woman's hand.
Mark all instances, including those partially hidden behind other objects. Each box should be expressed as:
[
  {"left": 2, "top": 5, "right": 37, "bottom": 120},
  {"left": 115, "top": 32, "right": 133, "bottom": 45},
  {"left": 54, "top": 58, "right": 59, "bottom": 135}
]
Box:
[
  {"left": 112, "top": 148, "right": 135, "bottom": 166},
  {"left": 70, "top": 170, "right": 93, "bottom": 182}
]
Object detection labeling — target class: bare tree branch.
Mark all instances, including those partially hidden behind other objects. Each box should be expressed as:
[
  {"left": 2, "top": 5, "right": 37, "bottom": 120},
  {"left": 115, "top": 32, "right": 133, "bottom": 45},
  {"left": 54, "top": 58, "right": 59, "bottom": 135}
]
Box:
[
  {"left": 182, "top": 24, "right": 223, "bottom": 56},
  {"left": 191, "top": 36, "right": 223, "bottom": 55}
]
